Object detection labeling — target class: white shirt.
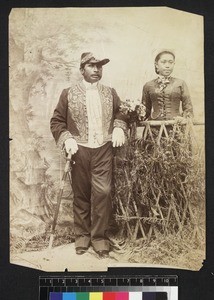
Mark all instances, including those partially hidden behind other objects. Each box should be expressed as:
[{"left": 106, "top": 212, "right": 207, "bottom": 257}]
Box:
[{"left": 78, "top": 80, "right": 106, "bottom": 148}]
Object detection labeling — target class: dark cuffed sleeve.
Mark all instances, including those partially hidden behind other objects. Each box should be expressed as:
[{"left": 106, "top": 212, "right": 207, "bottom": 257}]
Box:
[
  {"left": 112, "top": 88, "right": 129, "bottom": 132},
  {"left": 50, "top": 88, "right": 73, "bottom": 148},
  {"left": 142, "top": 83, "right": 152, "bottom": 120},
  {"left": 181, "top": 81, "right": 194, "bottom": 118}
]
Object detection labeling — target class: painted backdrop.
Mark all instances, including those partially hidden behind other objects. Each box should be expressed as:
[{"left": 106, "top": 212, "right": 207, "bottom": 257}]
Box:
[{"left": 9, "top": 7, "right": 204, "bottom": 270}]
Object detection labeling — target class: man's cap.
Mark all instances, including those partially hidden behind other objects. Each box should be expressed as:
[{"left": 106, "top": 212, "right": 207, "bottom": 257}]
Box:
[{"left": 80, "top": 52, "right": 110, "bottom": 67}]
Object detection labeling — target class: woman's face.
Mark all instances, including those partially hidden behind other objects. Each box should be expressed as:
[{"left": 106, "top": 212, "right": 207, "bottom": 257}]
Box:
[{"left": 155, "top": 53, "right": 175, "bottom": 77}]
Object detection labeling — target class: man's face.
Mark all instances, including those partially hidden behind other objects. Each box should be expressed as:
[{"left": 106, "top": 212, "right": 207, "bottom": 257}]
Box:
[{"left": 80, "top": 62, "right": 103, "bottom": 83}]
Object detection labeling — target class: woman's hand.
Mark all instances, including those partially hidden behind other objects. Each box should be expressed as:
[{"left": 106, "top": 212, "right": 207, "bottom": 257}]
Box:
[{"left": 173, "top": 116, "right": 187, "bottom": 124}]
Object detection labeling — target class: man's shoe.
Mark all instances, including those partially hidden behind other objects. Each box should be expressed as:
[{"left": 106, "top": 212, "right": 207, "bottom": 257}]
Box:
[
  {"left": 76, "top": 247, "right": 88, "bottom": 255},
  {"left": 96, "top": 250, "right": 109, "bottom": 259}
]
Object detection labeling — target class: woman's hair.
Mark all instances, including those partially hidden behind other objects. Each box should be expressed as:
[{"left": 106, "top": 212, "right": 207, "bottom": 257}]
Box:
[{"left": 154, "top": 50, "right": 175, "bottom": 74}]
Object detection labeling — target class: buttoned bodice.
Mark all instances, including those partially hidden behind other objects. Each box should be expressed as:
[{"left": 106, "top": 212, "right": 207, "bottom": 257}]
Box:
[{"left": 142, "top": 77, "right": 193, "bottom": 120}]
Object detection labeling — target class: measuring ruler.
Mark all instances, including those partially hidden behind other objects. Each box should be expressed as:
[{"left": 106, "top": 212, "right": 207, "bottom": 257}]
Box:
[{"left": 39, "top": 275, "right": 178, "bottom": 300}]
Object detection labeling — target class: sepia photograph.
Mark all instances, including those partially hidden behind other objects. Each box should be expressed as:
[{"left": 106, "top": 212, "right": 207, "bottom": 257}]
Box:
[{"left": 9, "top": 7, "right": 205, "bottom": 272}]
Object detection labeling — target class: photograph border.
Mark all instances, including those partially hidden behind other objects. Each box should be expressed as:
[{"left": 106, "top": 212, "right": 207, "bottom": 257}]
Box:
[{"left": 1, "top": 0, "right": 214, "bottom": 299}]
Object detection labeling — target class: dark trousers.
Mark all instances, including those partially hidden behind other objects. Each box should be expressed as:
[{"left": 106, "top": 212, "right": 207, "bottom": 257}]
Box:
[{"left": 72, "top": 142, "right": 113, "bottom": 251}]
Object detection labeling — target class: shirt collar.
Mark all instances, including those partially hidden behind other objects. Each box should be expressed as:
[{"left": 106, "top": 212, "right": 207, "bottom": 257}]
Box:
[{"left": 83, "top": 79, "right": 99, "bottom": 90}]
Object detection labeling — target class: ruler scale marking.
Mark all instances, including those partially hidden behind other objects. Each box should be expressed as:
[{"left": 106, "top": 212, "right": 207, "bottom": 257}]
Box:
[{"left": 39, "top": 275, "right": 178, "bottom": 300}]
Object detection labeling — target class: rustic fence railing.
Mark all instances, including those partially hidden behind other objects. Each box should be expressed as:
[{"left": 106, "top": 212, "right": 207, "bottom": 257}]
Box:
[{"left": 113, "top": 120, "right": 205, "bottom": 243}]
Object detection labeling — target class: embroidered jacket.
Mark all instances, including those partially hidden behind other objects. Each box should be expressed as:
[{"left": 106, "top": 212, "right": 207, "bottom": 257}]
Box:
[
  {"left": 50, "top": 81, "right": 128, "bottom": 148},
  {"left": 142, "top": 77, "right": 194, "bottom": 120}
]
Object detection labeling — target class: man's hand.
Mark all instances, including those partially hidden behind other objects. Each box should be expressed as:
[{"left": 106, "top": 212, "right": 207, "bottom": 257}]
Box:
[
  {"left": 64, "top": 138, "right": 78, "bottom": 155},
  {"left": 112, "top": 127, "right": 125, "bottom": 147}
]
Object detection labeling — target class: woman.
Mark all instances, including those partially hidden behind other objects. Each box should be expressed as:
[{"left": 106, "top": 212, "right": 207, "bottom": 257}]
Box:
[
  {"left": 139, "top": 50, "right": 194, "bottom": 235},
  {"left": 142, "top": 50, "right": 193, "bottom": 121}
]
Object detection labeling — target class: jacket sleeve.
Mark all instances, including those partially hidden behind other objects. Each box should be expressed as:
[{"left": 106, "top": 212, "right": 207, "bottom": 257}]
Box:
[
  {"left": 112, "top": 88, "right": 129, "bottom": 132},
  {"left": 50, "top": 88, "right": 73, "bottom": 149},
  {"left": 142, "top": 83, "right": 152, "bottom": 120},
  {"left": 181, "top": 81, "right": 194, "bottom": 118}
]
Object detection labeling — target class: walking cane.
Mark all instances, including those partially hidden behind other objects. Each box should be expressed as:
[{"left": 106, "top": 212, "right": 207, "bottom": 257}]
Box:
[{"left": 48, "top": 150, "right": 72, "bottom": 249}]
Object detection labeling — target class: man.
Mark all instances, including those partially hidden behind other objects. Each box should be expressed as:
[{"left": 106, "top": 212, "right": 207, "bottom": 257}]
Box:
[{"left": 50, "top": 52, "right": 128, "bottom": 258}]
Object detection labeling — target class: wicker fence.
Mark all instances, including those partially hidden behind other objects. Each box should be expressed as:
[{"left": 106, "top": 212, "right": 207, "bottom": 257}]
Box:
[{"left": 113, "top": 120, "right": 205, "bottom": 243}]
